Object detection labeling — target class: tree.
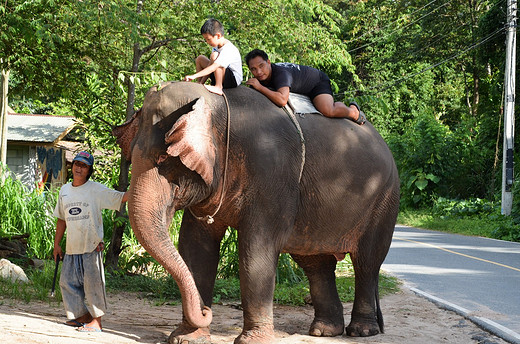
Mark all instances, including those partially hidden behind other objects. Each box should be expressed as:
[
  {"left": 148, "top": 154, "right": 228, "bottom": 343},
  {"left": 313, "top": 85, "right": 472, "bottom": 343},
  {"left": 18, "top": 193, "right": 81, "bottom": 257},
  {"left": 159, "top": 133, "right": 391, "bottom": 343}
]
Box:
[{"left": 3, "top": 0, "right": 357, "bottom": 267}]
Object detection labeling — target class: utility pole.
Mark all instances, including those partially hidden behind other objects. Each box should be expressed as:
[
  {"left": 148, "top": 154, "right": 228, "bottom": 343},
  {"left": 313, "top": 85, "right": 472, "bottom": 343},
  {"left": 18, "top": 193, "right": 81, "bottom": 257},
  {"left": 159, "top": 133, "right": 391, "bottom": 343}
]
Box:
[{"left": 502, "top": 0, "right": 517, "bottom": 215}]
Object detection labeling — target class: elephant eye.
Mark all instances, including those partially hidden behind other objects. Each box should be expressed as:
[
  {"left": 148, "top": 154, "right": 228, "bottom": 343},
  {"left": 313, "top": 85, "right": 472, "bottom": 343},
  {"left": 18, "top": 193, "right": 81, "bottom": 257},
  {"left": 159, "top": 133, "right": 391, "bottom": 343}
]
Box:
[{"left": 157, "top": 154, "right": 169, "bottom": 165}]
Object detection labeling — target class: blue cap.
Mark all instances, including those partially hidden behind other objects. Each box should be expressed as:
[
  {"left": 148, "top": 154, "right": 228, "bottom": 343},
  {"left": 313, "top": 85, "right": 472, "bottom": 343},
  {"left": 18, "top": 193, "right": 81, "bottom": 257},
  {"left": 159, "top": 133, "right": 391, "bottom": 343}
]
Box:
[{"left": 73, "top": 151, "right": 94, "bottom": 166}]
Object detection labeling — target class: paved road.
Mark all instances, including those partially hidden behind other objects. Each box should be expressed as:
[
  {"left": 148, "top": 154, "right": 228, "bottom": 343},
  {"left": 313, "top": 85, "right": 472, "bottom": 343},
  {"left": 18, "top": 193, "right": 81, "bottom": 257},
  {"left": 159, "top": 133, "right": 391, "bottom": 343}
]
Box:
[{"left": 382, "top": 225, "right": 520, "bottom": 344}]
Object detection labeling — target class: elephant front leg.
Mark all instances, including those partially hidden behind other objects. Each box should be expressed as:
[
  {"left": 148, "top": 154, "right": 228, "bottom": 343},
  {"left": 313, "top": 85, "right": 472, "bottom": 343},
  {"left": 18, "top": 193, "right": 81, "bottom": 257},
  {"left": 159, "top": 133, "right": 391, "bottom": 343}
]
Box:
[
  {"left": 234, "top": 238, "right": 279, "bottom": 344},
  {"left": 169, "top": 215, "right": 224, "bottom": 344}
]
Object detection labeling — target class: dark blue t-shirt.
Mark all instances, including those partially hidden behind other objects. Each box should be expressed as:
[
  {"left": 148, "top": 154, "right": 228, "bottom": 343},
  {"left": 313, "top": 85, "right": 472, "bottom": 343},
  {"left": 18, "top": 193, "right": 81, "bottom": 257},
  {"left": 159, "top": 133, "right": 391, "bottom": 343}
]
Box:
[{"left": 261, "top": 63, "right": 325, "bottom": 96}]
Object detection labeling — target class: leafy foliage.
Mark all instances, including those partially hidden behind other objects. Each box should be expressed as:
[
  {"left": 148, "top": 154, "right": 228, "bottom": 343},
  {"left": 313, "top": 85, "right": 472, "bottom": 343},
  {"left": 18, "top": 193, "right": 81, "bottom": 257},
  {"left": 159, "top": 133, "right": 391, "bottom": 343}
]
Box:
[
  {"left": 0, "top": 172, "right": 57, "bottom": 259},
  {"left": 432, "top": 197, "right": 495, "bottom": 218},
  {"left": 2, "top": 0, "right": 520, "bottom": 289},
  {"left": 399, "top": 194, "right": 520, "bottom": 243}
]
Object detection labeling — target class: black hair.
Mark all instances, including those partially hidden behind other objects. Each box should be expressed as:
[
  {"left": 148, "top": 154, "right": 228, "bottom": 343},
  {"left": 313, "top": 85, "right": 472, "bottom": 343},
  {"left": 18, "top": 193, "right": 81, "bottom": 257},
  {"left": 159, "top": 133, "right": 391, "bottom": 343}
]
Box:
[
  {"left": 87, "top": 165, "right": 93, "bottom": 180},
  {"left": 200, "top": 18, "right": 224, "bottom": 36},
  {"left": 72, "top": 160, "right": 94, "bottom": 181},
  {"left": 245, "top": 49, "right": 269, "bottom": 66}
]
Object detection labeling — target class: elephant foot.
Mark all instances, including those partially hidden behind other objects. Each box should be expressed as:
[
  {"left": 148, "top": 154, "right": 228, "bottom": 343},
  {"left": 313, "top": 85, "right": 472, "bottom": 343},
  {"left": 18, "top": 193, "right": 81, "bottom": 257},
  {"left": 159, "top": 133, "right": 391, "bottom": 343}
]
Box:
[
  {"left": 168, "top": 322, "right": 211, "bottom": 344},
  {"left": 309, "top": 318, "right": 344, "bottom": 337},
  {"left": 234, "top": 325, "right": 275, "bottom": 344},
  {"left": 346, "top": 319, "right": 380, "bottom": 337}
]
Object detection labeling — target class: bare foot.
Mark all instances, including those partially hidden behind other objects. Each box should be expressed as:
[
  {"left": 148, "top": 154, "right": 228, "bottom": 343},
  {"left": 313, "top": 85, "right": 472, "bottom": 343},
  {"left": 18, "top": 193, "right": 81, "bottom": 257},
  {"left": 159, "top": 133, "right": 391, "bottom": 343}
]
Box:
[
  {"left": 204, "top": 84, "right": 224, "bottom": 95},
  {"left": 78, "top": 317, "right": 102, "bottom": 332},
  {"left": 76, "top": 325, "right": 102, "bottom": 332},
  {"left": 349, "top": 102, "right": 366, "bottom": 125}
]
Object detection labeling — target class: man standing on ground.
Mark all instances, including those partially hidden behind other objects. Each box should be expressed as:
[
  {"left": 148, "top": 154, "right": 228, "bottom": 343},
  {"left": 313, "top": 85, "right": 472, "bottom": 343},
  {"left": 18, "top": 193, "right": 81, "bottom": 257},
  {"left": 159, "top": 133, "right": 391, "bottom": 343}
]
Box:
[{"left": 53, "top": 151, "right": 128, "bottom": 332}]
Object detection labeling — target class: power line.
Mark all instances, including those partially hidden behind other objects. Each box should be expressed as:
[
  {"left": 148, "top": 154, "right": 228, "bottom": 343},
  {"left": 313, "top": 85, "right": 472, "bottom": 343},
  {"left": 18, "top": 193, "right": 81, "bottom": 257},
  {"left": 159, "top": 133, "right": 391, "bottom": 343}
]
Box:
[
  {"left": 377, "top": 20, "right": 471, "bottom": 67},
  {"left": 348, "top": 0, "right": 453, "bottom": 54},
  {"left": 347, "top": 0, "right": 507, "bottom": 74},
  {"left": 339, "top": 26, "right": 506, "bottom": 96},
  {"left": 347, "top": 0, "right": 505, "bottom": 58},
  {"left": 346, "top": 0, "right": 440, "bottom": 45}
]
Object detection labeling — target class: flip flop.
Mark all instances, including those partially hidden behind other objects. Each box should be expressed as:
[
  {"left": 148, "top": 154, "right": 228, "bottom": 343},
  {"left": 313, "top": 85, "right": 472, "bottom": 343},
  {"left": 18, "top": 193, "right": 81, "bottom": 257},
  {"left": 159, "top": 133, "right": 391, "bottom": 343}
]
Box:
[
  {"left": 76, "top": 325, "right": 102, "bottom": 332},
  {"left": 64, "top": 320, "right": 84, "bottom": 327},
  {"left": 349, "top": 101, "right": 366, "bottom": 125}
]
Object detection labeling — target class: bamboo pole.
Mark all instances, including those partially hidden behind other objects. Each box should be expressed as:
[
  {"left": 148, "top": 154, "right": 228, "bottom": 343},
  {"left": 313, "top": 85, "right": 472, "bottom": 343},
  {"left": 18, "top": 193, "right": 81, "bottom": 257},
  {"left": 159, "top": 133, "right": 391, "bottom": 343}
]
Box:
[{"left": 0, "top": 69, "right": 10, "bottom": 183}]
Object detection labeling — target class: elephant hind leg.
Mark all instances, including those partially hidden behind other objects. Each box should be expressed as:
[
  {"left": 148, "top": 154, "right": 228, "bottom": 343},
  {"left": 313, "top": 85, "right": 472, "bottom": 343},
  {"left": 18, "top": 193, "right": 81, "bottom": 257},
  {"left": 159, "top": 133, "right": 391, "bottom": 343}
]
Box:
[
  {"left": 291, "top": 254, "right": 344, "bottom": 337},
  {"left": 346, "top": 252, "right": 382, "bottom": 337}
]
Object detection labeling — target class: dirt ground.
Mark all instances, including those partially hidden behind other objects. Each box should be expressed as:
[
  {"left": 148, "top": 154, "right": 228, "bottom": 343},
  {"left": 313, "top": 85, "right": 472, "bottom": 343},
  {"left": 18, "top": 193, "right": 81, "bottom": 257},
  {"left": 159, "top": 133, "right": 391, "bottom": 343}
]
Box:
[{"left": 0, "top": 286, "right": 510, "bottom": 344}]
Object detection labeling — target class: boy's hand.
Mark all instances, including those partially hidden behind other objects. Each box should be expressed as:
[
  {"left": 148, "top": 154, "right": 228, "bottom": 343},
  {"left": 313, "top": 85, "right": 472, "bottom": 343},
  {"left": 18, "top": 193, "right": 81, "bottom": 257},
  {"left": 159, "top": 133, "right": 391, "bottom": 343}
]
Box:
[{"left": 185, "top": 75, "right": 195, "bottom": 82}]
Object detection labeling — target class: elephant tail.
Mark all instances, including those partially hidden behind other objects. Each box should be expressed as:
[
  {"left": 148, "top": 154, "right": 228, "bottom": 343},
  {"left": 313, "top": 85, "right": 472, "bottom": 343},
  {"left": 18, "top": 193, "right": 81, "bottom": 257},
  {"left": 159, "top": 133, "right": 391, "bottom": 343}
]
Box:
[{"left": 375, "top": 276, "right": 384, "bottom": 333}]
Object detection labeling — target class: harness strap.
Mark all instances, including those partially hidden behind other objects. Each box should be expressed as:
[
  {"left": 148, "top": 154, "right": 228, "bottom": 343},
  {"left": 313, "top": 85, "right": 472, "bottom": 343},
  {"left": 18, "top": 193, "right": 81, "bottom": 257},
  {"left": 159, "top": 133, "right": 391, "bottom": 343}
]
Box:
[
  {"left": 189, "top": 93, "right": 306, "bottom": 225},
  {"left": 282, "top": 106, "right": 306, "bottom": 183}
]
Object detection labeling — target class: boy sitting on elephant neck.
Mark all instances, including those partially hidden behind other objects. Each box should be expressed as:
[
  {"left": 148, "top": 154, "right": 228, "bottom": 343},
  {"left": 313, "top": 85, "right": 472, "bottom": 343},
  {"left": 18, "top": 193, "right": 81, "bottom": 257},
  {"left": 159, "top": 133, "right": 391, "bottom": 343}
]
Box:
[
  {"left": 184, "top": 18, "right": 243, "bottom": 95},
  {"left": 245, "top": 49, "right": 366, "bottom": 125}
]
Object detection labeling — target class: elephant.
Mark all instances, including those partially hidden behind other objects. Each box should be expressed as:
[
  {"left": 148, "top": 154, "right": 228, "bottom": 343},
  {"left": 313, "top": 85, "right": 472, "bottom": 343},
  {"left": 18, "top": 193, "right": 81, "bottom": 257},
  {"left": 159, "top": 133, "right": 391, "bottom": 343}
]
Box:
[{"left": 114, "top": 81, "right": 400, "bottom": 344}]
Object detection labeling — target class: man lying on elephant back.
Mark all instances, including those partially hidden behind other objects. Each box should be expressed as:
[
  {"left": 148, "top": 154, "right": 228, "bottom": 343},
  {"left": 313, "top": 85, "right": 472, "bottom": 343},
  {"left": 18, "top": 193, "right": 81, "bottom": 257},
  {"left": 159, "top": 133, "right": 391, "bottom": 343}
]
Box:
[{"left": 245, "top": 49, "right": 366, "bottom": 125}]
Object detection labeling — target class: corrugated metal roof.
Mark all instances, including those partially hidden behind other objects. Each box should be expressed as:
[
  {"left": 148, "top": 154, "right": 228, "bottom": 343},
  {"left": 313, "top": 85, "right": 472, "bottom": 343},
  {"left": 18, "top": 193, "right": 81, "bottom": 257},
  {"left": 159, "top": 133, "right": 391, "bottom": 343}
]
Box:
[{"left": 6, "top": 113, "right": 76, "bottom": 143}]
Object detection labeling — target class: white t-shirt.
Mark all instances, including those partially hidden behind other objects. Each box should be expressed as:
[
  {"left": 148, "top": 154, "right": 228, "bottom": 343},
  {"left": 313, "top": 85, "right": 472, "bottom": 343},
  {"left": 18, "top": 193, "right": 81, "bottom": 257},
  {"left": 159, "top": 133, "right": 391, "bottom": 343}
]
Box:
[
  {"left": 53, "top": 180, "right": 125, "bottom": 254},
  {"left": 212, "top": 39, "right": 243, "bottom": 86}
]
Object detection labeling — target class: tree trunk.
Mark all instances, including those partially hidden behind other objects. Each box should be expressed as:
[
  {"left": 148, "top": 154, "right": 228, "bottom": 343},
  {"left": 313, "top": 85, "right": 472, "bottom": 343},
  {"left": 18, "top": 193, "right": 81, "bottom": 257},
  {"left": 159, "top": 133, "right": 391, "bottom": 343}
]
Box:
[
  {"left": 104, "top": 0, "right": 174, "bottom": 270},
  {"left": 105, "top": 158, "right": 131, "bottom": 270},
  {"left": 104, "top": 41, "right": 142, "bottom": 271}
]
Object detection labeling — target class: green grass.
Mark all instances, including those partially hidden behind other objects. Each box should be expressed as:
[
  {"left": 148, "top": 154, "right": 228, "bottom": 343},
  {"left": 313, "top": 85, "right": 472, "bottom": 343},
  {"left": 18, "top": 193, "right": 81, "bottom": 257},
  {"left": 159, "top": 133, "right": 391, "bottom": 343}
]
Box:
[
  {"left": 0, "top": 173, "right": 401, "bottom": 306},
  {"left": 398, "top": 209, "right": 496, "bottom": 237},
  {"left": 398, "top": 205, "right": 520, "bottom": 242},
  {"left": 0, "top": 256, "right": 399, "bottom": 306},
  {"left": 0, "top": 174, "right": 58, "bottom": 259},
  {"left": 105, "top": 256, "right": 399, "bottom": 306},
  {"left": 0, "top": 259, "right": 63, "bottom": 304}
]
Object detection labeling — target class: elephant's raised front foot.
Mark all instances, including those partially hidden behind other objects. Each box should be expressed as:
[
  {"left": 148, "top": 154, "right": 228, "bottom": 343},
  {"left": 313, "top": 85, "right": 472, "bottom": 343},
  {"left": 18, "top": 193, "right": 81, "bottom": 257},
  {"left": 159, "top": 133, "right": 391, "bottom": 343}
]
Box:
[
  {"left": 233, "top": 324, "right": 275, "bottom": 344},
  {"left": 346, "top": 318, "right": 380, "bottom": 337},
  {"left": 168, "top": 322, "right": 211, "bottom": 344},
  {"left": 309, "top": 318, "right": 344, "bottom": 337}
]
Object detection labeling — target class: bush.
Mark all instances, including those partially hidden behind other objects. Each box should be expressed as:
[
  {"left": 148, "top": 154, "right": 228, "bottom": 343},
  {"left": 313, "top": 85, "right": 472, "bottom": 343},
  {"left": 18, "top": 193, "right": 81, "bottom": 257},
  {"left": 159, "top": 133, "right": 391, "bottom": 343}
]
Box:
[
  {"left": 432, "top": 197, "right": 495, "bottom": 218},
  {"left": 389, "top": 112, "right": 498, "bottom": 208},
  {"left": 388, "top": 113, "right": 455, "bottom": 207},
  {"left": 0, "top": 172, "right": 57, "bottom": 259},
  {"left": 399, "top": 196, "right": 520, "bottom": 243}
]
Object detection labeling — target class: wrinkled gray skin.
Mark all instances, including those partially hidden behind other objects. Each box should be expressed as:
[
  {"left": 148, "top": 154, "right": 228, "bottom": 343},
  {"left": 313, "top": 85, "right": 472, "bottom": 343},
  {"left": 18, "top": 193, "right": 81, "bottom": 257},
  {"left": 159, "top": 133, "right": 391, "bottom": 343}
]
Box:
[{"left": 114, "top": 81, "right": 400, "bottom": 344}]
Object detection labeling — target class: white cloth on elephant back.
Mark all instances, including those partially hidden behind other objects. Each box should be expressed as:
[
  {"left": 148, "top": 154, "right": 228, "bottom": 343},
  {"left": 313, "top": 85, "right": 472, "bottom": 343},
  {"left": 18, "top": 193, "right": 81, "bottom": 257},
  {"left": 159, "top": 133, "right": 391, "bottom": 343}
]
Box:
[{"left": 287, "top": 93, "right": 321, "bottom": 115}]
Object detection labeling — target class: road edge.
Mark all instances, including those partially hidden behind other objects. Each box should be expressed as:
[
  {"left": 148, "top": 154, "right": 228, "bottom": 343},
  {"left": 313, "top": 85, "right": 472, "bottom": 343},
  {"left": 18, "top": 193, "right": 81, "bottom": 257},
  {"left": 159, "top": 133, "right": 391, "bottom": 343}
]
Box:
[{"left": 409, "top": 287, "right": 520, "bottom": 344}]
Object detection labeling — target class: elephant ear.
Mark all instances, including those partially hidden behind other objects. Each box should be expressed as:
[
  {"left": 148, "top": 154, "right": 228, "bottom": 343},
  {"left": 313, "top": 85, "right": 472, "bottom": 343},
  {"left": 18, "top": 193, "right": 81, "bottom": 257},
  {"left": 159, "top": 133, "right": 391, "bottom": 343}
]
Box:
[
  {"left": 113, "top": 109, "right": 141, "bottom": 161},
  {"left": 165, "top": 97, "right": 216, "bottom": 186}
]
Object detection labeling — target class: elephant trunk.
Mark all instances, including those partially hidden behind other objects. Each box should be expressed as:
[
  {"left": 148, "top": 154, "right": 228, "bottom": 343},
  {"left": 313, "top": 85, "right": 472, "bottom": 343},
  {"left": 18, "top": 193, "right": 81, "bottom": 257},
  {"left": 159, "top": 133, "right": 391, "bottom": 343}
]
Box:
[{"left": 128, "top": 166, "right": 212, "bottom": 328}]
